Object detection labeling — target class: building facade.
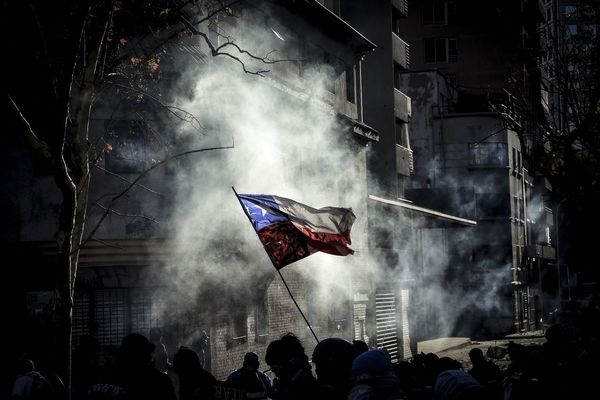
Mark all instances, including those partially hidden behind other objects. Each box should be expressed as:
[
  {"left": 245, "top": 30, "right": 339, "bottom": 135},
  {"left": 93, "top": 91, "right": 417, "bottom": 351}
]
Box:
[
  {"left": 396, "top": 0, "right": 555, "bottom": 335},
  {"left": 328, "top": 0, "right": 477, "bottom": 360},
  {"left": 2, "top": 0, "right": 380, "bottom": 383}
]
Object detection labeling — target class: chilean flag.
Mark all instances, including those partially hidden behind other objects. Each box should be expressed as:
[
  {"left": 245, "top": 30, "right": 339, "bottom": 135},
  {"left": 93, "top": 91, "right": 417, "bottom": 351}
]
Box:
[{"left": 237, "top": 193, "right": 356, "bottom": 269}]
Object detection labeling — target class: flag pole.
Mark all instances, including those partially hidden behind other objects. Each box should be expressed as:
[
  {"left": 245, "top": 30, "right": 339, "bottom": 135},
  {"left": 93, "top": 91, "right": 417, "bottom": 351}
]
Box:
[{"left": 232, "top": 186, "right": 320, "bottom": 344}]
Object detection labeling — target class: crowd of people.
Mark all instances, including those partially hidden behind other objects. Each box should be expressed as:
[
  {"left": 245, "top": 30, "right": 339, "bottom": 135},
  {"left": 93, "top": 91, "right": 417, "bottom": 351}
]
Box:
[{"left": 11, "top": 322, "right": 599, "bottom": 400}]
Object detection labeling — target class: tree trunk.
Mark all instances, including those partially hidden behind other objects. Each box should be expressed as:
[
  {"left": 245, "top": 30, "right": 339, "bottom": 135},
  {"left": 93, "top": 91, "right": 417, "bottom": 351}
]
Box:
[{"left": 51, "top": 5, "right": 109, "bottom": 395}]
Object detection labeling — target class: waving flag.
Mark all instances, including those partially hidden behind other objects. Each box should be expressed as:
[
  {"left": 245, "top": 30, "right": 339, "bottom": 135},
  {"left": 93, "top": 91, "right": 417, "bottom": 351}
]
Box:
[{"left": 235, "top": 193, "right": 356, "bottom": 269}]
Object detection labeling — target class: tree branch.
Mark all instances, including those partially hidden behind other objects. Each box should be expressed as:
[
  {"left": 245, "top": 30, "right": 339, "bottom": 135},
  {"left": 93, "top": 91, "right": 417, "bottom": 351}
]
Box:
[
  {"left": 75, "top": 140, "right": 235, "bottom": 253},
  {"left": 94, "top": 201, "right": 159, "bottom": 223},
  {"left": 93, "top": 164, "right": 164, "bottom": 196},
  {"left": 7, "top": 94, "right": 52, "bottom": 159},
  {"left": 179, "top": 14, "right": 298, "bottom": 76},
  {"left": 105, "top": 81, "right": 206, "bottom": 131}
]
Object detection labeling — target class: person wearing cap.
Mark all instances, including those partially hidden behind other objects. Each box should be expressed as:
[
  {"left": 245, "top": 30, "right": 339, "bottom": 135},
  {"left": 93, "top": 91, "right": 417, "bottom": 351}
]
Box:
[{"left": 226, "top": 352, "right": 273, "bottom": 399}]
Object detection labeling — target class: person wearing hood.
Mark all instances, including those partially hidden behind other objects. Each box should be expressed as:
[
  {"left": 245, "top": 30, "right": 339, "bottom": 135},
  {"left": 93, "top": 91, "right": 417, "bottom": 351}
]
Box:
[{"left": 349, "top": 349, "right": 407, "bottom": 400}]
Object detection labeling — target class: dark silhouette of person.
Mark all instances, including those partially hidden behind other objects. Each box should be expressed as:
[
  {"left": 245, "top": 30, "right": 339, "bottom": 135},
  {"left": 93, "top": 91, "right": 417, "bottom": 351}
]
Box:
[
  {"left": 96, "top": 333, "right": 177, "bottom": 400},
  {"left": 226, "top": 352, "right": 272, "bottom": 399},
  {"left": 265, "top": 333, "right": 323, "bottom": 400},
  {"left": 435, "top": 357, "right": 462, "bottom": 375},
  {"left": 353, "top": 340, "right": 369, "bottom": 356},
  {"left": 349, "top": 349, "right": 406, "bottom": 400},
  {"left": 72, "top": 335, "right": 100, "bottom": 399},
  {"left": 192, "top": 329, "right": 210, "bottom": 369},
  {"left": 432, "top": 370, "right": 485, "bottom": 400},
  {"left": 419, "top": 352, "right": 441, "bottom": 387},
  {"left": 172, "top": 346, "right": 216, "bottom": 400},
  {"left": 149, "top": 327, "right": 172, "bottom": 375},
  {"left": 312, "top": 337, "right": 357, "bottom": 399},
  {"left": 11, "top": 358, "right": 52, "bottom": 400},
  {"left": 467, "top": 348, "right": 501, "bottom": 395}
]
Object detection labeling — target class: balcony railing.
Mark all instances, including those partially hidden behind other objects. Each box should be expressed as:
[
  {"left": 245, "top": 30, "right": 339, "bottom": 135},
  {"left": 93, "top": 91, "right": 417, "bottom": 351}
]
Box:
[
  {"left": 394, "top": 88, "right": 411, "bottom": 122},
  {"left": 392, "top": 33, "right": 410, "bottom": 70},
  {"left": 392, "top": 0, "right": 408, "bottom": 17},
  {"left": 396, "top": 144, "right": 414, "bottom": 176}
]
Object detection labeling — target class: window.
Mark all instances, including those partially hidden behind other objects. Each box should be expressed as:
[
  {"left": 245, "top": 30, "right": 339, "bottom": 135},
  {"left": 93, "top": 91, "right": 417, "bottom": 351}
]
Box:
[
  {"left": 93, "top": 289, "right": 129, "bottom": 347},
  {"left": 447, "top": 38, "right": 457, "bottom": 62},
  {"left": 423, "top": 1, "right": 457, "bottom": 25},
  {"left": 346, "top": 65, "right": 355, "bottom": 104},
  {"left": 255, "top": 295, "right": 268, "bottom": 344},
  {"left": 469, "top": 142, "right": 507, "bottom": 166},
  {"left": 392, "top": 6, "right": 403, "bottom": 36},
  {"left": 425, "top": 38, "right": 456, "bottom": 63},
  {"left": 229, "top": 307, "right": 248, "bottom": 347},
  {"left": 446, "top": 1, "right": 457, "bottom": 23},
  {"left": 512, "top": 147, "right": 517, "bottom": 171},
  {"left": 423, "top": 0, "right": 446, "bottom": 25},
  {"left": 73, "top": 284, "right": 168, "bottom": 349}
]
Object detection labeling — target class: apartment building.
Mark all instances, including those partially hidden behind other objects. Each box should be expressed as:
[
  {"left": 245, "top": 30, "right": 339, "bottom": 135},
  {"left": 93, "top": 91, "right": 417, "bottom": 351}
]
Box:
[
  {"left": 319, "top": 0, "right": 478, "bottom": 360},
  {"left": 393, "top": 0, "right": 555, "bottom": 335}
]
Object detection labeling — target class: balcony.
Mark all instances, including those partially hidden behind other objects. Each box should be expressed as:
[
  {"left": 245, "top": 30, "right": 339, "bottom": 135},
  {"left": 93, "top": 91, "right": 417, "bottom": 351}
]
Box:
[
  {"left": 394, "top": 88, "right": 411, "bottom": 122},
  {"left": 396, "top": 144, "right": 414, "bottom": 177},
  {"left": 392, "top": 0, "right": 408, "bottom": 17},
  {"left": 392, "top": 33, "right": 410, "bottom": 70}
]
